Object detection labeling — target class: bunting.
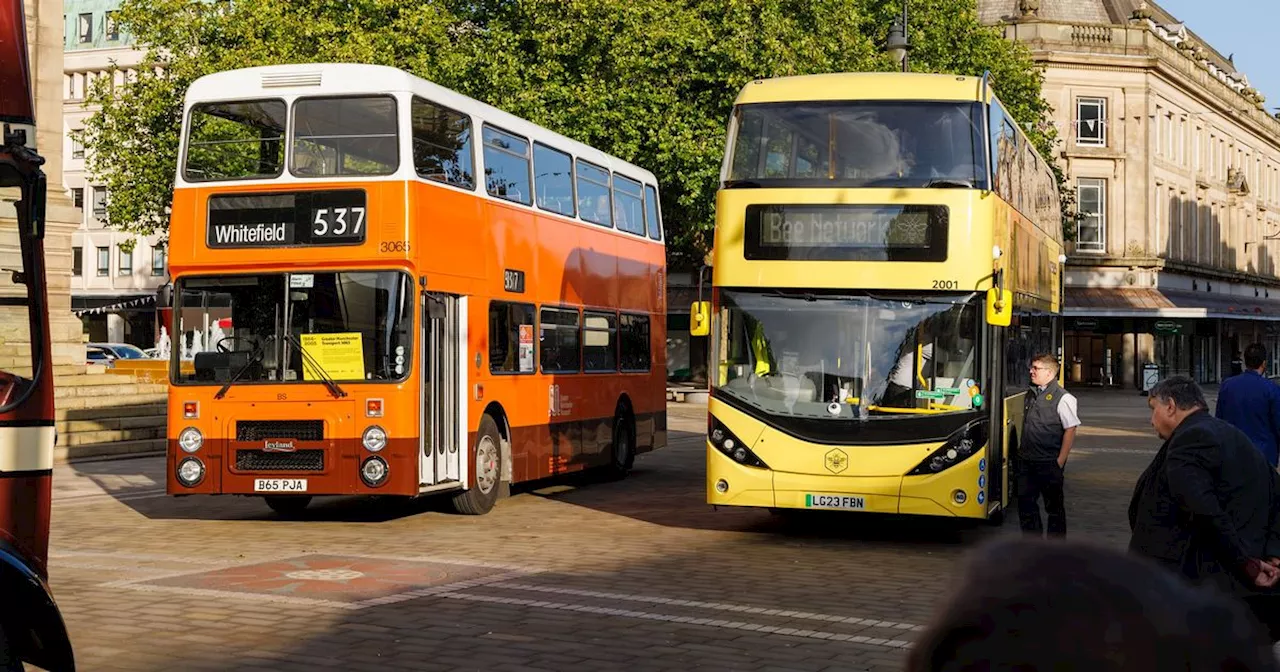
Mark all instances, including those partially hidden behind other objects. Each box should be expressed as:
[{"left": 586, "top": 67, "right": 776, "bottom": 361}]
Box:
[{"left": 73, "top": 294, "right": 155, "bottom": 317}]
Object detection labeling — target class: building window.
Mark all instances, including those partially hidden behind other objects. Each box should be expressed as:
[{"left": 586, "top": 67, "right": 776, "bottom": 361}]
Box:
[
  {"left": 77, "top": 13, "right": 92, "bottom": 43},
  {"left": 71, "top": 134, "right": 84, "bottom": 160},
  {"left": 92, "top": 187, "right": 106, "bottom": 217},
  {"left": 1076, "top": 178, "right": 1107, "bottom": 253},
  {"left": 118, "top": 248, "right": 132, "bottom": 276},
  {"left": 151, "top": 246, "right": 166, "bottom": 276},
  {"left": 71, "top": 187, "right": 83, "bottom": 209},
  {"left": 96, "top": 246, "right": 109, "bottom": 276},
  {"left": 105, "top": 11, "right": 119, "bottom": 41},
  {"left": 1075, "top": 98, "right": 1106, "bottom": 147},
  {"left": 72, "top": 247, "right": 83, "bottom": 276}
]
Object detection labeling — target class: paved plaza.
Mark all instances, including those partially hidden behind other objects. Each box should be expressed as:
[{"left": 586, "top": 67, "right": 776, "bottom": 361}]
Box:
[{"left": 47, "top": 387, "right": 1186, "bottom": 671}]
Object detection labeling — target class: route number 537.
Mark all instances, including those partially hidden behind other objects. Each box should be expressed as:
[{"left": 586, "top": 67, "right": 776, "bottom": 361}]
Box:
[{"left": 312, "top": 207, "right": 366, "bottom": 238}]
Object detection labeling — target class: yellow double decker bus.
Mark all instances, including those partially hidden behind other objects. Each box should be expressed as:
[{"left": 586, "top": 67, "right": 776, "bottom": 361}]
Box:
[{"left": 701, "top": 72, "right": 1064, "bottom": 522}]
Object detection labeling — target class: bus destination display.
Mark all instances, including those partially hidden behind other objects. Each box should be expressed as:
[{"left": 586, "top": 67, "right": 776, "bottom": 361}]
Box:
[
  {"left": 207, "top": 190, "right": 367, "bottom": 248},
  {"left": 744, "top": 204, "right": 948, "bottom": 262}
]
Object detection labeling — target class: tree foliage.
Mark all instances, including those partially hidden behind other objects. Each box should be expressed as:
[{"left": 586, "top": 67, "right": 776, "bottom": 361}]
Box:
[{"left": 84, "top": 0, "right": 1072, "bottom": 264}]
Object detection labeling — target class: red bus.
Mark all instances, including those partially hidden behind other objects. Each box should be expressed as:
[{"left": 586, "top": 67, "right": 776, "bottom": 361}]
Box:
[
  {"left": 0, "top": 0, "right": 74, "bottom": 667},
  {"left": 164, "top": 64, "right": 667, "bottom": 515}
]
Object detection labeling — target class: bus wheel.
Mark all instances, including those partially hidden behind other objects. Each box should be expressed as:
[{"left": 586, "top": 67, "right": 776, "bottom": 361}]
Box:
[
  {"left": 264, "top": 495, "right": 312, "bottom": 517},
  {"left": 605, "top": 412, "right": 635, "bottom": 480},
  {"left": 452, "top": 414, "right": 503, "bottom": 515}
]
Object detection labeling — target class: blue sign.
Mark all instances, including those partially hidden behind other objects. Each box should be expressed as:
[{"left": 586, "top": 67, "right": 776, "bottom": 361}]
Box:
[
  {"left": 978, "top": 458, "right": 986, "bottom": 472},
  {"left": 978, "top": 475, "right": 986, "bottom": 488},
  {"left": 978, "top": 491, "right": 986, "bottom": 504}
]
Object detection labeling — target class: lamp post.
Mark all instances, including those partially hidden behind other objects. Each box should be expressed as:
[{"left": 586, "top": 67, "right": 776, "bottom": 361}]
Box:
[{"left": 884, "top": 1, "right": 911, "bottom": 72}]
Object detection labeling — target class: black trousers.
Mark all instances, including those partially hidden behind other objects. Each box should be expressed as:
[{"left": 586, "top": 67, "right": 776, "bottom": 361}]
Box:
[{"left": 1016, "top": 459, "right": 1066, "bottom": 537}]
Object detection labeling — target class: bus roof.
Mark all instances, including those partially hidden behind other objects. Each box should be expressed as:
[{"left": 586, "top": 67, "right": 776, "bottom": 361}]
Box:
[
  {"left": 733, "top": 72, "right": 989, "bottom": 106},
  {"left": 183, "top": 63, "right": 658, "bottom": 184}
]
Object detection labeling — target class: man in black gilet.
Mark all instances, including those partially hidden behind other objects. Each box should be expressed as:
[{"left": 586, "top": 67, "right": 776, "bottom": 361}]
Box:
[{"left": 1018, "top": 354, "right": 1081, "bottom": 537}]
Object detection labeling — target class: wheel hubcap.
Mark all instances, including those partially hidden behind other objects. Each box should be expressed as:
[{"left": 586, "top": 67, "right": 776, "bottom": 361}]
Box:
[{"left": 476, "top": 436, "right": 499, "bottom": 494}]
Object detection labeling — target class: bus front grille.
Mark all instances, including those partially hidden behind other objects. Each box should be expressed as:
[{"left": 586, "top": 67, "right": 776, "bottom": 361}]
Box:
[
  {"left": 236, "top": 420, "right": 324, "bottom": 442},
  {"left": 235, "top": 449, "right": 325, "bottom": 472}
]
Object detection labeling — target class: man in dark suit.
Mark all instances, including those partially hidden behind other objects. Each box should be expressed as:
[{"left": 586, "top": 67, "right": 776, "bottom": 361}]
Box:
[
  {"left": 1130, "top": 375, "right": 1280, "bottom": 639},
  {"left": 1215, "top": 342, "right": 1280, "bottom": 468}
]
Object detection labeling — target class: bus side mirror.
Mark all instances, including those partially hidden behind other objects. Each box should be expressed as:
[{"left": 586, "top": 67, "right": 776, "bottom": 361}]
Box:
[
  {"left": 156, "top": 283, "right": 172, "bottom": 307},
  {"left": 690, "top": 301, "right": 710, "bottom": 336},
  {"left": 986, "top": 288, "right": 1012, "bottom": 327}
]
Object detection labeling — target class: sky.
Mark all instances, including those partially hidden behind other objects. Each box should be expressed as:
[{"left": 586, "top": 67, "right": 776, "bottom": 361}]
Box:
[{"left": 1156, "top": 0, "right": 1280, "bottom": 112}]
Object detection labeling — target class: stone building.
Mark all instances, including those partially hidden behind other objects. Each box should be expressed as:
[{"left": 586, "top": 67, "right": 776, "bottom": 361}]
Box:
[
  {"left": 62, "top": 0, "right": 162, "bottom": 349},
  {"left": 980, "top": 0, "right": 1280, "bottom": 387},
  {"left": 11, "top": 0, "right": 84, "bottom": 368}
]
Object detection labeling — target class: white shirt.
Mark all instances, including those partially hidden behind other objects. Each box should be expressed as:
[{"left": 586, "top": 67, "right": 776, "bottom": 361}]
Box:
[{"left": 1039, "top": 384, "right": 1081, "bottom": 429}]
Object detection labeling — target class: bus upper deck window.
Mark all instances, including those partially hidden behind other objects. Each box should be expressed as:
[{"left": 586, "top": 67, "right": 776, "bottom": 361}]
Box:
[
  {"left": 184, "top": 100, "right": 287, "bottom": 182},
  {"left": 292, "top": 96, "right": 400, "bottom": 178}
]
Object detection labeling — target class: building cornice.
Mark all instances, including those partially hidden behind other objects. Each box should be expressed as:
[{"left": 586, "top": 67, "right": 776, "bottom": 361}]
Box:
[{"left": 998, "top": 20, "right": 1280, "bottom": 147}]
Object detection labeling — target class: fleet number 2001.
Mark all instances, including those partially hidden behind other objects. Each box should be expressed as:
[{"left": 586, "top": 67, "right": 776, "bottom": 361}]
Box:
[{"left": 932, "top": 279, "right": 959, "bottom": 290}]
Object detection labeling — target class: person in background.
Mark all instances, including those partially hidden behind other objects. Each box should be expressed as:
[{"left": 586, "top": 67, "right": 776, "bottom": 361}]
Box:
[
  {"left": 905, "top": 536, "right": 1278, "bottom": 671},
  {"left": 1130, "top": 375, "right": 1280, "bottom": 641},
  {"left": 1216, "top": 342, "right": 1280, "bottom": 468},
  {"left": 1017, "top": 354, "right": 1080, "bottom": 537}
]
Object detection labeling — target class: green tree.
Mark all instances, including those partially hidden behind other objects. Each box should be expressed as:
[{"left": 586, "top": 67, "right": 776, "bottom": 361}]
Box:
[{"left": 84, "top": 0, "right": 1073, "bottom": 263}]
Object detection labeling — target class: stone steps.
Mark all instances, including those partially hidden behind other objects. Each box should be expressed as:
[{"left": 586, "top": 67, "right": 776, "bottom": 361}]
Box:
[
  {"left": 52, "top": 365, "right": 168, "bottom": 463},
  {"left": 55, "top": 438, "right": 165, "bottom": 463}
]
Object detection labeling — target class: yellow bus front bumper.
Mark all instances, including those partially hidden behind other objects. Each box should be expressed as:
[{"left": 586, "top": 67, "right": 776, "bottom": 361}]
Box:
[{"left": 706, "top": 442, "right": 996, "bottom": 519}]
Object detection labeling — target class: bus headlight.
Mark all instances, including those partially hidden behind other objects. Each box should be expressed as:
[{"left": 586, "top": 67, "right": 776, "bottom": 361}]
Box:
[
  {"left": 708, "top": 418, "right": 768, "bottom": 468},
  {"left": 362, "top": 425, "right": 387, "bottom": 452},
  {"left": 360, "top": 456, "right": 389, "bottom": 487},
  {"left": 907, "top": 419, "right": 988, "bottom": 476},
  {"left": 178, "top": 427, "right": 203, "bottom": 453},
  {"left": 176, "top": 457, "right": 205, "bottom": 487}
]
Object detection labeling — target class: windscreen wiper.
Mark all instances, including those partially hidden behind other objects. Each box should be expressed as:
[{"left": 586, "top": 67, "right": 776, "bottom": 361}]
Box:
[
  {"left": 285, "top": 333, "right": 347, "bottom": 399},
  {"left": 924, "top": 178, "right": 974, "bottom": 188},
  {"left": 214, "top": 346, "right": 264, "bottom": 400}
]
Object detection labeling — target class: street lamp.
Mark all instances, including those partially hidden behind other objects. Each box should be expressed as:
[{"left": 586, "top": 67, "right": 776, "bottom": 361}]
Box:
[{"left": 884, "top": 1, "right": 911, "bottom": 72}]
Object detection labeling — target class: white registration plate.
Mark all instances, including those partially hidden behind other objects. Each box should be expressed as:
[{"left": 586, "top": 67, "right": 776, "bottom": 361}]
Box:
[
  {"left": 805, "top": 494, "right": 866, "bottom": 510},
  {"left": 254, "top": 479, "right": 308, "bottom": 493}
]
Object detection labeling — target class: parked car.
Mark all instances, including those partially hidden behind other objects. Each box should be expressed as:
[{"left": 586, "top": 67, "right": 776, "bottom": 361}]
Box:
[
  {"left": 85, "top": 344, "right": 115, "bottom": 367},
  {"left": 89, "top": 343, "right": 147, "bottom": 360}
]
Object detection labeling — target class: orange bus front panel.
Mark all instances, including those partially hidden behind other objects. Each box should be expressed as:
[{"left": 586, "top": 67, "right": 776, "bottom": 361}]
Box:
[{"left": 167, "top": 384, "right": 421, "bottom": 498}]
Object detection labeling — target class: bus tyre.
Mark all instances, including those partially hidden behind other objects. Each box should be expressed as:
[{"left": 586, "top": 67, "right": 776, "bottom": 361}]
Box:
[
  {"left": 605, "top": 412, "right": 636, "bottom": 480},
  {"left": 264, "top": 495, "right": 312, "bottom": 517},
  {"left": 452, "top": 414, "right": 503, "bottom": 515}
]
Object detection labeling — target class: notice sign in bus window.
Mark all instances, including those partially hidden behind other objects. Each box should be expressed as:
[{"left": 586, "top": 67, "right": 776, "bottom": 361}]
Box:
[
  {"left": 743, "top": 204, "right": 948, "bottom": 262},
  {"left": 300, "top": 332, "right": 366, "bottom": 381},
  {"left": 207, "top": 190, "right": 367, "bottom": 248}
]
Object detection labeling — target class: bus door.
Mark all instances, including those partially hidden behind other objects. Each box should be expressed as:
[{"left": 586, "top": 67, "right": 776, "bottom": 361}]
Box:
[
  {"left": 985, "top": 321, "right": 1006, "bottom": 514},
  {"left": 419, "top": 292, "right": 468, "bottom": 490}
]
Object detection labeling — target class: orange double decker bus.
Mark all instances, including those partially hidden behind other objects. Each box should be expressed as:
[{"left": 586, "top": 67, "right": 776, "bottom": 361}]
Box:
[{"left": 164, "top": 63, "right": 667, "bottom": 515}]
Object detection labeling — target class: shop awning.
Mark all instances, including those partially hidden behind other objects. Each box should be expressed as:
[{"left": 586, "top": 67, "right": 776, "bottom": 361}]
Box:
[{"left": 1065, "top": 287, "right": 1280, "bottom": 321}]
